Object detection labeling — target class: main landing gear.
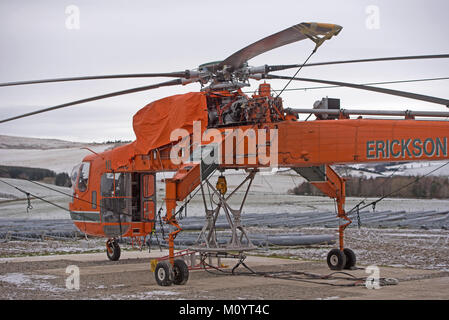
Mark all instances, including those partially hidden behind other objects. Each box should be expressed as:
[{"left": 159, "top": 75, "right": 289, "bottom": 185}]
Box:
[
  {"left": 294, "top": 165, "right": 357, "bottom": 271},
  {"left": 327, "top": 248, "right": 356, "bottom": 270},
  {"left": 154, "top": 259, "right": 189, "bottom": 286}
]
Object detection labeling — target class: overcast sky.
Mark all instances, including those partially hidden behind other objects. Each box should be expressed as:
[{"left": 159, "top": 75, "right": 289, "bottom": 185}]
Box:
[{"left": 0, "top": 0, "right": 448, "bottom": 142}]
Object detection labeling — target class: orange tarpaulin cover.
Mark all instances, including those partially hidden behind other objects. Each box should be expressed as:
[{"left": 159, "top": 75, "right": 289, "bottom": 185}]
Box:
[
  {"left": 102, "top": 92, "right": 208, "bottom": 170},
  {"left": 132, "top": 92, "right": 208, "bottom": 154}
]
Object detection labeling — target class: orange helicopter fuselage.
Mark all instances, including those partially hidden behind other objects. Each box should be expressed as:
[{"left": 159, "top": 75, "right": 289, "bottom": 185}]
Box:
[{"left": 68, "top": 84, "right": 449, "bottom": 239}]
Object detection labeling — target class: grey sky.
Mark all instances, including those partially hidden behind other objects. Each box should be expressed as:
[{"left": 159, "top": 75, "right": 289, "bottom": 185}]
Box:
[{"left": 0, "top": 0, "right": 448, "bottom": 142}]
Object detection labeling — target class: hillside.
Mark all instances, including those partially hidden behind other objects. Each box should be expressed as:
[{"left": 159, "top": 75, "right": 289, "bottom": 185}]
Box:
[
  {"left": 0, "top": 135, "right": 93, "bottom": 150},
  {"left": 0, "top": 135, "right": 115, "bottom": 174}
]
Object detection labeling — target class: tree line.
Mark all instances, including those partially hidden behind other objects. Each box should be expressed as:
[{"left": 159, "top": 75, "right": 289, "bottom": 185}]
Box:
[
  {"left": 0, "top": 165, "right": 71, "bottom": 187},
  {"left": 289, "top": 175, "right": 449, "bottom": 199}
]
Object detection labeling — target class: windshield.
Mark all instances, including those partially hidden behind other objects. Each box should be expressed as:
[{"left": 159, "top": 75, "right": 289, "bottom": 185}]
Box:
[
  {"left": 71, "top": 162, "right": 90, "bottom": 193},
  {"left": 78, "top": 162, "right": 91, "bottom": 192},
  {"left": 70, "top": 163, "right": 81, "bottom": 194}
]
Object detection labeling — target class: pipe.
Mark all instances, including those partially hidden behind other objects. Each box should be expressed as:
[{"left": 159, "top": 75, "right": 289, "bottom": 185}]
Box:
[{"left": 288, "top": 108, "right": 449, "bottom": 118}]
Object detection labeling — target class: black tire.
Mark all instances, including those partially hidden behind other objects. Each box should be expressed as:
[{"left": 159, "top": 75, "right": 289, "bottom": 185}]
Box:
[
  {"left": 327, "top": 248, "right": 346, "bottom": 270},
  {"left": 173, "top": 259, "right": 189, "bottom": 285},
  {"left": 343, "top": 248, "right": 356, "bottom": 269},
  {"left": 106, "top": 239, "right": 121, "bottom": 261},
  {"left": 154, "top": 261, "right": 174, "bottom": 286}
]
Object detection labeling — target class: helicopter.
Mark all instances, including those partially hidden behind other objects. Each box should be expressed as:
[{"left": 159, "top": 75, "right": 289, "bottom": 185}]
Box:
[{"left": 1, "top": 22, "right": 449, "bottom": 287}]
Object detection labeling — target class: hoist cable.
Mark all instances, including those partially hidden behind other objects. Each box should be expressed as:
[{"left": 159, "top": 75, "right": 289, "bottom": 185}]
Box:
[{"left": 0, "top": 178, "right": 70, "bottom": 212}]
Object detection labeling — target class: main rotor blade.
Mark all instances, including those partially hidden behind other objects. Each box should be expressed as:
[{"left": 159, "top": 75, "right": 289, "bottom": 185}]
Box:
[
  {"left": 266, "top": 74, "right": 449, "bottom": 107},
  {"left": 0, "top": 78, "right": 183, "bottom": 124},
  {"left": 267, "top": 54, "right": 449, "bottom": 72},
  {"left": 219, "top": 22, "right": 342, "bottom": 70},
  {"left": 0, "top": 71, "right": 188, "bottom": 88}
]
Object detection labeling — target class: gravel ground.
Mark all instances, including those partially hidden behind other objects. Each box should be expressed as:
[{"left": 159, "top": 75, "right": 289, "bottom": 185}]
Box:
[
  {"left": 250, "top": 226, "right": 449, "bottom": 271},
  {"left": 0, "top": 225, "right": 448, "bottom": 300}
]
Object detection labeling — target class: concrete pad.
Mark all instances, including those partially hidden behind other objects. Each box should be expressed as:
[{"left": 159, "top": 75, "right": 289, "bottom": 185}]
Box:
[
  {"left": 340, "top": 276, "right": 449, "bottom": 300},
  {"left": 1, "top": 251, "right": 448, "bottom": 300},
  {"left": 0, "top": 249, "right": 163, "bottom": 264}
]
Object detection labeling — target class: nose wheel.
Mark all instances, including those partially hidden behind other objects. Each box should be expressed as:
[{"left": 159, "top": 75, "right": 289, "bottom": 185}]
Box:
[
  {"left": 106, "top": 239, "right": 121, "bottom": 261},
  {"left": 327, "top": 248, "right": 356, "bottom": 270}
]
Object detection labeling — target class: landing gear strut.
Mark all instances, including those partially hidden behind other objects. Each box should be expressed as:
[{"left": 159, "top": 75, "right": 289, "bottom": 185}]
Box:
[{"left": 302, "top": 165, "right": 357, "bottom": 271}]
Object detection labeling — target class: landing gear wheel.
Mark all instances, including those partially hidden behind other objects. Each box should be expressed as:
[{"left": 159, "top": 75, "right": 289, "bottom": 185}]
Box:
[
  {"left": 154, "top": 261, "right": 174, "bottom": 286},
  {"left": 327, "top": 248, "right": 346, "bottom": 270},
  {"left": 343, "top": 248, "right": 356, "bottom": 269},
  {"left": 173, "top": 259, "right": 189, "bottom": 285},
  {"left": 106, "top": 239, "right": 121, "bottom": 261}
]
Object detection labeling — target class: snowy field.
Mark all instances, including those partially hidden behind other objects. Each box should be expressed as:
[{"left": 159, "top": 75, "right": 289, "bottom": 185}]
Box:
[
  {"left": 344, "top": 161, "right": 449, "bottom": 178},
  {"left": 0, "top": 135, "right": 113, "bottom": 174},
  {"left": 2, "top": 173, "right": 449, "bottom": 221}
]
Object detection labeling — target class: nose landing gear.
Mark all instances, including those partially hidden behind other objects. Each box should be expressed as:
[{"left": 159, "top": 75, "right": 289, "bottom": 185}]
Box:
[{"left": 106, "top": 238, "right": 121, "bottom": 261}]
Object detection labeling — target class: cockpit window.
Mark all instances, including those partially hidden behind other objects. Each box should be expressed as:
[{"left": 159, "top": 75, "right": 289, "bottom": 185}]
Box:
[
  {"left": 101, "top": 173, "right": 116, "bottom": 197},
  {"left": 71, "top": 164, "right": 81, "bottom": 188},
  {"left": 77, "top": 162, "right": 90, "bottom": 192}
]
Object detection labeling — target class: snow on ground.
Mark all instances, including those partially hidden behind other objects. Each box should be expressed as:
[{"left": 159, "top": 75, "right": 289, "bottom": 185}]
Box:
[
  {"left": 342, "top": 161, "right": 449, "bottom": 178},
  {"left": 0, "top": 273, "right": 63, "bottom": 293},
  {"left": 103, "top": 290, "right": 181, "bottom": 300},
  {"left": 0, "top": 239, "right": 107, "bottom": 257},
  {"left": 386, "top": 161, "right": 449, "bottom": 176}
]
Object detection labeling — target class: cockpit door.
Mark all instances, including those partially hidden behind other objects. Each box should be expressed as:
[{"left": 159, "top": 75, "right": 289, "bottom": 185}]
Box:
[{"left": 141, "top": 174, "right": 156, "bottom": 222}]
